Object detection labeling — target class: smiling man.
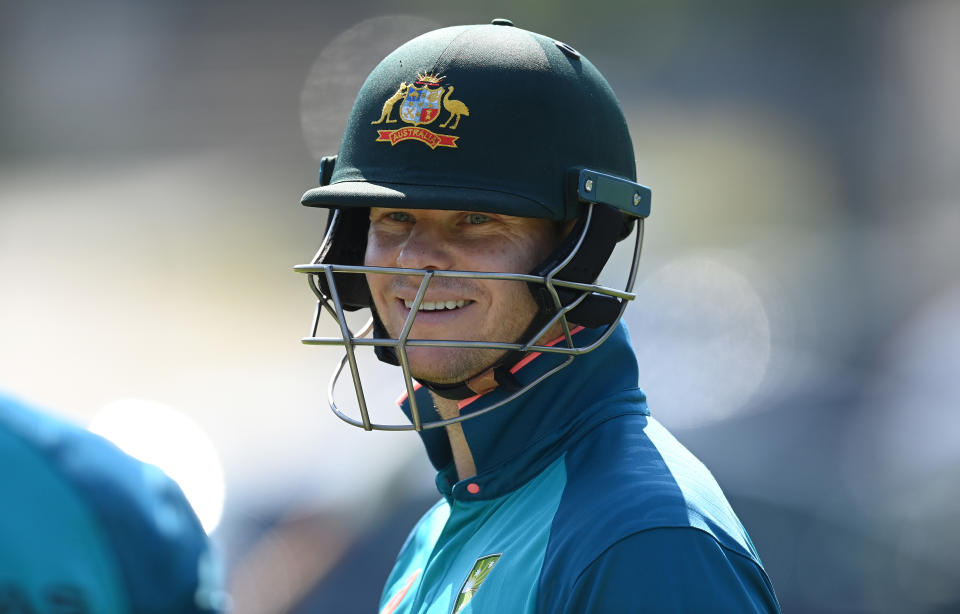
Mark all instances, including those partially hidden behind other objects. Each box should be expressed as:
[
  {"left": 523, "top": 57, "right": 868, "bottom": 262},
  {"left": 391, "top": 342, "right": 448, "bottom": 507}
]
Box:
[
  {"left": 296, "top": 20, "right": 781, "bottom": 614},
  {"left": 364, "top": 208, "right": 562, "bottom": 384}
]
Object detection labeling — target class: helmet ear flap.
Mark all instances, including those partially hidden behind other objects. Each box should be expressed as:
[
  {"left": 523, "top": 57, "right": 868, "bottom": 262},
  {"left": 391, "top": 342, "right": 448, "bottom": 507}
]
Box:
[
  {"left": 310, "top": 154, "right": 374, "bottom": 311},
  {"left": 371, "top": 307, "right": 400, "bottom": 366},
  {"left": 527, "top": 203, "right": 626, "bottom": 328},
  {"left": 618, "top": 216, "right": 636, "bottom": 242},
  {"left": 316, "top": 207, "right": 372, "bottom": 311}
]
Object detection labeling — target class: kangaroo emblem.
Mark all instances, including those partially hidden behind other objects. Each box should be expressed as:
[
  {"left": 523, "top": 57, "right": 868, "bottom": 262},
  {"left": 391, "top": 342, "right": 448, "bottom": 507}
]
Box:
[
  {"left": 439, "top": 85, "right": 469, "bottom": 129},
  {"left": 371, "top": 82, "right": 409, "bottom": 125}
]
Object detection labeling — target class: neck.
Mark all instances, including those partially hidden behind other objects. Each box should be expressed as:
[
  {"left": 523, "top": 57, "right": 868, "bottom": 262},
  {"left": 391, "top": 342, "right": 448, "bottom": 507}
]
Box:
[
  {"left": 424, "top": 321, "right": 573, "bottom": 482},
  {"left": 432, "top": 393, "right": 477, "bottom": 481}
]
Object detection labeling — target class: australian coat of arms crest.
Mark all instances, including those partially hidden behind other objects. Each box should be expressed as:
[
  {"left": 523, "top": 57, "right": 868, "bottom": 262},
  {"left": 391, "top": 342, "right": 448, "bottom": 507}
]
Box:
[{"left": 371, "top": 72, "right": 469, "bottom": 149}]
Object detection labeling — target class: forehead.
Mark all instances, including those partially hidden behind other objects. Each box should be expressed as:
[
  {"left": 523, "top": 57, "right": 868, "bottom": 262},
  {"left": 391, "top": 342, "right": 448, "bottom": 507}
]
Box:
[{"left": 369, "top": 206, "right": 550, "bottom": 226}]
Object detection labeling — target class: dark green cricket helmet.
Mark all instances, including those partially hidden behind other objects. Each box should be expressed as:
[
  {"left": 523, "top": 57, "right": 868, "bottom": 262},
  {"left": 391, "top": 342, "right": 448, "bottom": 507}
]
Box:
[
  {"left": 296, "top": 20, "right": 651, "bottom": 429},
  {"left": 302, "top": 20, "right": 645, "bottom": 221}
]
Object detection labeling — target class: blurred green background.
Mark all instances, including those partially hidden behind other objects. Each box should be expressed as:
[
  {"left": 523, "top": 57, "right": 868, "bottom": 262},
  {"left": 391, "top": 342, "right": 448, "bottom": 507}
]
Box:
[{"left": 2, "top": 1, "right": 959, "bottom": 612}]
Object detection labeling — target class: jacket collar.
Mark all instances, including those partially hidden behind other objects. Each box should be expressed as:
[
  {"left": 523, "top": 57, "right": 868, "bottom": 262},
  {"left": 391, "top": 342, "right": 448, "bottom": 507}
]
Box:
[{"left": 398, "top": 323, "right": 648, "bottom": 501}]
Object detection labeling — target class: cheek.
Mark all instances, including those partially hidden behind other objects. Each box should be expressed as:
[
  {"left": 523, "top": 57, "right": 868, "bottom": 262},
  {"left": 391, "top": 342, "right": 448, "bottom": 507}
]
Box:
[
  {"left": 457, "top": 232, "right": 534, "bottom": 269},
  {"left": 485, "top": 276, "right": 538, "bottom": 311},
  {"left": 364, "top": 232, "right": 391, "bottom": 267},
  {"left": 479, "top": 240, "right": 545, "bottom": 274},
  {"left": 363, "top": 239, "right": 392, "bottom": 307}
]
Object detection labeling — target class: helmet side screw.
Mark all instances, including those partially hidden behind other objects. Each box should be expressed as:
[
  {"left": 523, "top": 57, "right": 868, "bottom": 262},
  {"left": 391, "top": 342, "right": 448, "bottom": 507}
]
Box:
[
  {"left": 633, "top": 192, "right": 641, "bottom": 206},
  {"left": 585, "top": 179, "right": 594, "bottom": 192}
]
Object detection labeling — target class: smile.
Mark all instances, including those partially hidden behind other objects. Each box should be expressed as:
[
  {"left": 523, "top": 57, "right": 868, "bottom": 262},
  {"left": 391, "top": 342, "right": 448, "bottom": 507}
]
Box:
[{"left": 403, "top": 299, "right": 471, "bottom": 311}]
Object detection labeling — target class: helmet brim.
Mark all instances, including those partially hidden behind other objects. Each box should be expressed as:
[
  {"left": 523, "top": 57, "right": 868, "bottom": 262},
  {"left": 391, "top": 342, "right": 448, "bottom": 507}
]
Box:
[{"left": 301, "top": 180, "right": 561, "bottom": 220}]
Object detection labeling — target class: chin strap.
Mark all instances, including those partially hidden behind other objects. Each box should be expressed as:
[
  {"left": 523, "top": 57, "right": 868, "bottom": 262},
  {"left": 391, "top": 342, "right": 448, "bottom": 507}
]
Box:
[{"left": 418, "top": 364, "right": 524, "bottom": 401}]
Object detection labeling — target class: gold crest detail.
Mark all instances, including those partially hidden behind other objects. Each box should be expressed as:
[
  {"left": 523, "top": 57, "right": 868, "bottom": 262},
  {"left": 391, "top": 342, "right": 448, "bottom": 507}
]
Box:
[{"left": 373, "top": 73, "right": 470, "bottom": 148}]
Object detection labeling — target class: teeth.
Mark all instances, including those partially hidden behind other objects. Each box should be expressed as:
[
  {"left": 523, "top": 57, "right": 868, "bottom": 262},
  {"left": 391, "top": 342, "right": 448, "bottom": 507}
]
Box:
[{"left": 403, "top": 299, "right": 468, "bottom": 311}]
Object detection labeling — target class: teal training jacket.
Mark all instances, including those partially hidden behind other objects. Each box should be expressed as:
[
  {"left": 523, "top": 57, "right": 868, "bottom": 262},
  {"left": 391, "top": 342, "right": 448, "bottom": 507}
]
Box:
[
  {"left": 379, "top": 324, "right": 781, "bottom": 614},
  {"left": 0, "top": 393, "right": 224, "bottom": 613}
]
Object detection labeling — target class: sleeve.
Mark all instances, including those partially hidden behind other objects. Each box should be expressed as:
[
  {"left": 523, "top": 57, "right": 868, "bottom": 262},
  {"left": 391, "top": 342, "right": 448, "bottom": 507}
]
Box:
[{"left": 562, "top": 527, "right": 781, "bottom": 614}]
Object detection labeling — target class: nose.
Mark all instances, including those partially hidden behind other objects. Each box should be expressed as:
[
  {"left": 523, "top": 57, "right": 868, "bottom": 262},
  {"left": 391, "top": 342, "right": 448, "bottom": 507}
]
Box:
[{"left": 395, "top": 222, "right": 454, "bottom": 270}]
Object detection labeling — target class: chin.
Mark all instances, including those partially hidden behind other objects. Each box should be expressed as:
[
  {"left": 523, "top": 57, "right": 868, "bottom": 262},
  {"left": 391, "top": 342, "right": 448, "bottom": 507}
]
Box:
[{"left": 406, "top": 347, "right": 506, "bottom": 384}]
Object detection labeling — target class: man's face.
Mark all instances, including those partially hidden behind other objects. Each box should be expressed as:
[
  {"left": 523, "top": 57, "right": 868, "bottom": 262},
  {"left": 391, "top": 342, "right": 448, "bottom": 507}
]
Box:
[{"left": 364, "top": 207, "right": 558, "bottom": 384}]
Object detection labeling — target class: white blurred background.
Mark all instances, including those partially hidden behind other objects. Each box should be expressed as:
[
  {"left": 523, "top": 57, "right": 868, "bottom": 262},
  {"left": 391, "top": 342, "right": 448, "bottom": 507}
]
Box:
[{"left": 2, "top": 1, "right": 958, "bottom": 612}]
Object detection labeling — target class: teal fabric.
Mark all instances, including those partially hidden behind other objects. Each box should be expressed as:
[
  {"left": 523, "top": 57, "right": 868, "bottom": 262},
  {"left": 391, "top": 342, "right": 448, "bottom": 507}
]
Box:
[
  {"left": 381, "top": 324, "right": 781, "bottom": 613},
  {"left": 381, "top": 457, "right": 567, "bottom": 614},
  {"left": 0, "top": 393, "right": 224, "bottom": 613},
  {"left": 1, "top": 413, "right": 129, "bottom": 612},
  {"left": 557, "top": 528, "right": 779, "bottom": 612}
]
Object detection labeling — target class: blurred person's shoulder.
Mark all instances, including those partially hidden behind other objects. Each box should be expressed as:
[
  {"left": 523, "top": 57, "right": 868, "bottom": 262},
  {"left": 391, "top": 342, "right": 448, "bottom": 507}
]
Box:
[{"left": 0, "top": 392, "right": 227, "bottom": 614}]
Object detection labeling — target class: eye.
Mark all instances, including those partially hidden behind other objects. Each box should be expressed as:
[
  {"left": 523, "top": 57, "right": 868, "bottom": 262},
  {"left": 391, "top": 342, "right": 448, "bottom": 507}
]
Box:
[
  {"left": 386, "top": 211, "right": 415, "bottom": 223},
  {"left": 464, "top": 213, "right": 491, "bottom": 225}
]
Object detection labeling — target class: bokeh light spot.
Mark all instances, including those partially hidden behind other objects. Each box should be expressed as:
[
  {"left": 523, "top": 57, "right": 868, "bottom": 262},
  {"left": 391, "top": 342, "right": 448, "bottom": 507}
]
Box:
[
  {"left": 628, "top": 254, "right": 771, "bottom": 429},
  {"left": 89, "top": 398, "right": 226, "bottom": 534},
  {"left": 300, "top": 15, "right": 441, "bottom": 162}
]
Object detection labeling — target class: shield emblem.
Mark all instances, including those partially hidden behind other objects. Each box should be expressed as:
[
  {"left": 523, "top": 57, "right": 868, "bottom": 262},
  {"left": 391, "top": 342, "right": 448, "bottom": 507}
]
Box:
[{"left": 400, "top": 85, "right": 443, "bottom": 126}]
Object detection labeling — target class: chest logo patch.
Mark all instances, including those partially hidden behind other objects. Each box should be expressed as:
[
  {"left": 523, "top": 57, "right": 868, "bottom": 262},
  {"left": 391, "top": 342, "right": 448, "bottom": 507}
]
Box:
[
  {"left": 452, "top": 554, "right": 501, "bottom": 614},
  {"left": 371, "top": 72, "right": 469, "bottom": 149}
]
